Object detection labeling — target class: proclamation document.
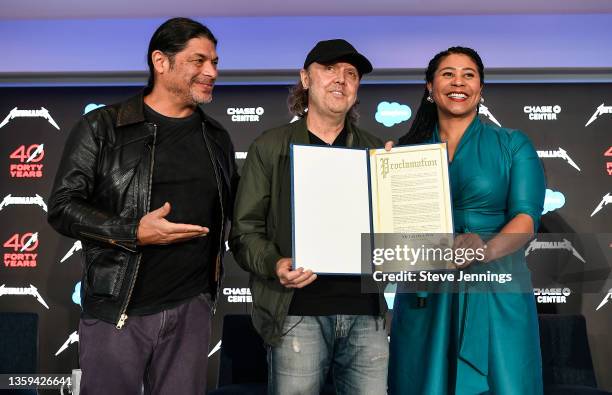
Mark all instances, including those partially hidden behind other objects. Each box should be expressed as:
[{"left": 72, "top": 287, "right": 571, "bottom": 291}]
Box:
[
  {"left": 291, "top": 143, "right": 454, "bottom": 275},
  {"left": 292, "top": 145, "right": 370, "bottom": 274},
  {"left": 369, "top": 143, "right": 453, "bottom": 234},
  {"left": 369, "top": 143, "right": 455, "bottom": 271}
]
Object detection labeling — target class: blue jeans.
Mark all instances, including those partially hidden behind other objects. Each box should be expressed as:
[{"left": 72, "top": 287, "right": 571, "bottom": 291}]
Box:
[{"left": 268, "top": 315, "right": 389, "bottom": 395}]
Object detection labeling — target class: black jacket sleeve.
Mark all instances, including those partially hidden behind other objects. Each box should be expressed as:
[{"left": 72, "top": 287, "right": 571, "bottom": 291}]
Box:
[{"left": 47, "top": 116, "right": 139, "bottom": 252}]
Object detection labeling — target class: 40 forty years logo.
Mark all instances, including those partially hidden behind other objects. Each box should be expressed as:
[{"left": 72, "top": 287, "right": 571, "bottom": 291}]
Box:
[
  {"left": 0, "top": 107, "right": 60, "bottom": 130},
  {"left": 525, "top": 238, "right": 585, "bottom": 263},
  {"left": 537, "top": 148, "right": 581, "bottom": 171},
  {"left": 591, "top": 192, "right": 612, "bottom": 217},
  {"left": 4, "top": 232, "right": 38, "bottom": 268},
  {"left": 585, "top": 103, "right": 612, "bottom": 127},
  {"left": 0, "top": 284, "right": 49, "bottom": 308},
  {"left": 0, "top": 194, "right": 47, "bottom": 212},
  {"left": 9, "top": 143, "right": 45, "bottom": 178}
]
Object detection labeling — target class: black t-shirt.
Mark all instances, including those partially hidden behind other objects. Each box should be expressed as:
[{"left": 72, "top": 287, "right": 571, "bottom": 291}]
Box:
[
  {"left": 127, "top": 105, "right": 220, "bottom": 315},
  {"left": 287, "top": 127, "right": 379, "bottom": 316}
]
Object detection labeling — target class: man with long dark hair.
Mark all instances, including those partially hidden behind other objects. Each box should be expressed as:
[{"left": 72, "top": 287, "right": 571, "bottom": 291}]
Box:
[
  {"left": 231, "top": 39, "right": 389, "bottom": 395},
  {"left": 48, "top": 17, "right": 238, "bottom": 394}
]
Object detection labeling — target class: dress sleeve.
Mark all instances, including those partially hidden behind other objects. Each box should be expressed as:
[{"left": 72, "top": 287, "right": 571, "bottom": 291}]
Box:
[{"left": 507, "top": 131, "right": 546, "bottom": 232}]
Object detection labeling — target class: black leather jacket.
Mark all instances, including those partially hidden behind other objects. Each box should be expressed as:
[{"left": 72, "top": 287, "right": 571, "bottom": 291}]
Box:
[{"left": 48, "top": 92, "right": 238, "bottom": 328}]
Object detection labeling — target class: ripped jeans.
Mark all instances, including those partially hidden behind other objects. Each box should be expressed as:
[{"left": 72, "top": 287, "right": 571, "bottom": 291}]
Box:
[{"left": 267, "top": 315, "right": 389, "bottom": 395}]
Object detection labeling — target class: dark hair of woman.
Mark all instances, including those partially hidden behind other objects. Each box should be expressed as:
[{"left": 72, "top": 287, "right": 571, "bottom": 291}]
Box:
[{"left": 399, "top": 46, "right": 484, "bottom": 145}]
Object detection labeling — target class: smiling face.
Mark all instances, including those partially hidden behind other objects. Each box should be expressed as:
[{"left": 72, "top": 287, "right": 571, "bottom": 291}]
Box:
[
  {"left": 156, "top": 36, "right": 219, "bottom": 105},
  {"left": 300, "top": 61, "right": 360, "bottom": 120},
  {"left": 427, "top": 53, "right": 483, "bottom": 119}
]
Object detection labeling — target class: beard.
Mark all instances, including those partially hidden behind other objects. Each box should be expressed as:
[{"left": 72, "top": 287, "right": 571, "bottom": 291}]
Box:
[{"left": 167, "top": 77, "right": 214, "bottom": 105}]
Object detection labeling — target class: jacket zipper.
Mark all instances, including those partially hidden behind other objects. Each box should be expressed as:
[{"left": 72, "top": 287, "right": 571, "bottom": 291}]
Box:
[
  {"left": 78, "top": 231, "right": 137, "bottom": 253},
  {"left": 201, "top": 121, "right": 225, "bottom": 315},
  {"left": 116, "top": 123, "right": 157, "bottom": 329}
]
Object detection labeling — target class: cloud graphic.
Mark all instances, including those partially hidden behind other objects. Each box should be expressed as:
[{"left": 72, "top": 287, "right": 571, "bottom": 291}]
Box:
[
  {"left": 543, "top": 189, "right": 565, "bottom": 214},
  {"left": 72, "top": 282, "right": 81, "bottom": 306},
  {"left": 84, "top": 103, "right": 105, "bottom": 115},
  {"left": 375, "top": 101, "right": 412, "bottom": 127}
]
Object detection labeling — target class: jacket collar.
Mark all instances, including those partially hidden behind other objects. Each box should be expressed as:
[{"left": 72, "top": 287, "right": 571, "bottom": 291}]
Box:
[
  {"left": 290, "top": 115, "right": 356, "bottom": 147},
  {"left": 116, "top": 91, "right": 146, "bottom": 127},
  {"left": 115, "top": 90, "right": 212, "bottom": 128}
]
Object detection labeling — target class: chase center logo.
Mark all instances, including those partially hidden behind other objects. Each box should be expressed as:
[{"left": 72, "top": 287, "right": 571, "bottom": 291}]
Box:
[
  {"left": 524, "top": 105, "right": 561, "bottom": 121},
  {"left": 534, "top": 288, "right": 570, "bottom": 304},
  {"left": 226, "top": 107, "right": 264, "bottom": 122}
]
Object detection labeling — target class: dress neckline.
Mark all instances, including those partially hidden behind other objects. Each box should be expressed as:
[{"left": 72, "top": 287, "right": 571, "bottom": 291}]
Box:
[{"left": 433, "top": 115, "right": 480, "bottom": 164}]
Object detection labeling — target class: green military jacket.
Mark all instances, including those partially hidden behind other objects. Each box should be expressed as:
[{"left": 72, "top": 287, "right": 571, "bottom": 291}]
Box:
[{"left": 230, "top": 116, "right": 387, "bottom": 346}]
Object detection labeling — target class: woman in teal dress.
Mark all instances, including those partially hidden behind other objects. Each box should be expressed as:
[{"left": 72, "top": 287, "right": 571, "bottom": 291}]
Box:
[{"left": 389, "top": 47, "right": 545, "bottom": 394}]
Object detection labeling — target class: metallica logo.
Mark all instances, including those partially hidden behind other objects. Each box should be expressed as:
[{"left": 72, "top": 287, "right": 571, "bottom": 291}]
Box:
[
  {"left": 591, "top": 192, "right": 612, "bottom": 217},
  {"left": 585, "top": 103, "right": 612, "bottom": 127},
  {"left": 596, "top": 288, "right": 612, "bottom": 311},
  {"left": 478, "top": 104, "right": 501, "bottom": 127},
  {"left": 379, "top": 157, "right": 438, "bottom": 179},
  {"left": 0, "top": 194, "right": 47, "bottom": 212},
  {"left": 55, "top": 331, "right": 79, "bottom": 356},
  {"left": 60, "top": 240, "right": 82, "bottom": 263},
  {"left": 525, "top": 238, "right": 586, "bottom": 263},
  {"left": 0, "top": 107, "right": 60, "bottom": 130},
  {"left": 537, "top": 148, "right": 581, "bottom": 171},
  {"left": 208, "top": 340, "right": 222, "bottom": 357},
  {"left": 0, "top": 284, "right": 49, "bottom": 308}
]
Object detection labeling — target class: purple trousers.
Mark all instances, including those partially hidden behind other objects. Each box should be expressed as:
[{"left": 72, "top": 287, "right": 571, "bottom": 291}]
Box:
[{"left": 78, "top": 294, "right": 212, "bottom": 395}]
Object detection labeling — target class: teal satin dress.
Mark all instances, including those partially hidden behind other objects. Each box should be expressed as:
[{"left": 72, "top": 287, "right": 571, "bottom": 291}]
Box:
[{"left": 388, "top": 116, "right": 545, "bottom": 395}]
